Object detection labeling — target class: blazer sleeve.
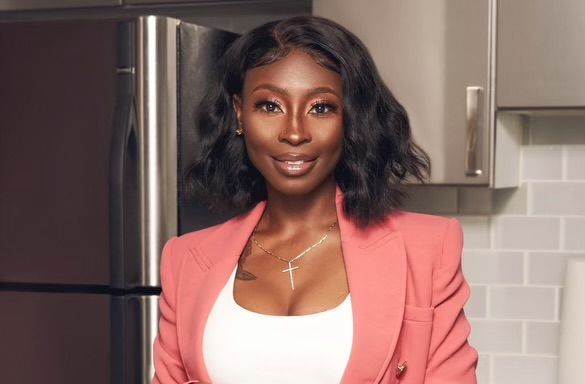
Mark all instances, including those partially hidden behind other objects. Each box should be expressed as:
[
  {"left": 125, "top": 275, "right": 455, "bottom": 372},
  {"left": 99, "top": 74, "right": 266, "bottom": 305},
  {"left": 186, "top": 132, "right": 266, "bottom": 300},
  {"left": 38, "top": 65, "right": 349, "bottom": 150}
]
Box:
[
  {"left": 152, "top": 236, "right": 190, "bottom": 384},
  {"left": 425, "top": 219, "right": 478, "bottom": 383}
]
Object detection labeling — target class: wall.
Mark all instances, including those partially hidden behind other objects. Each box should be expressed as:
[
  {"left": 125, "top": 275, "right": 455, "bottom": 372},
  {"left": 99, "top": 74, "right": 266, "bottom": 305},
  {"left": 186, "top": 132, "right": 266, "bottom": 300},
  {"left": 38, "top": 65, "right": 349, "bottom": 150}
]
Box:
[{"left": 403, "top": 115, "right": 585, "bottom": 384}]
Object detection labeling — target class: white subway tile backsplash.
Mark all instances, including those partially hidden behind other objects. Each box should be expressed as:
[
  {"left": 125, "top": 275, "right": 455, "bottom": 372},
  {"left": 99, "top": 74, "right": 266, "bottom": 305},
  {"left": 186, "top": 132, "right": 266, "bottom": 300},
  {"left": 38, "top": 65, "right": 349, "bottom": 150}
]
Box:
[
  {"left": 531, "top": 182, "right": 585, "bottom": 216},
  {"left": 469, "top": 319, "right": 522, "bottom": 352},
  {"left": 477, "top": 354, "right": 491, "bottom": 384},
  {"left": 494, "top": 216, "right": 560, "bottom": 250},
  {"left": 566, "top": 145, "right": 585, "bottom": 180},
  {"left": 563, "top": 217, "right": 585, "bottom": 250},
  {"left": 458, "top": 216, "right": 491, "bottom": 249},
  {"left": 521, "top": 146, "right": 563, "bottom": 180},
  {"left": 556, "top": 287, "right": 563, "bottom": 322},
  {"left": 409, "top": 117, "right": 585, "bottom": 383},
  {"left": 526, "top": 321, "right": 560, "bottom": 355},
  {"left": 492, "top": 184, "right": 528, "bottom": 215},
  {"left": 466, "top": 285, "right": 487, "bottom": 318},
  {"left": 529, "top": 252, "right": 585, "bottom": 285},
  {"left": 530, "top": 115, "right": 585, "bottom": 145},
  {"left": 463, "top": 251, "right": 524, "bottom": 284},
  {"left": 492, "top": 355, "right": 557, "bottom": 384},
  {"left": 490, "top": 286, "right": 556, "bottom": 320}
]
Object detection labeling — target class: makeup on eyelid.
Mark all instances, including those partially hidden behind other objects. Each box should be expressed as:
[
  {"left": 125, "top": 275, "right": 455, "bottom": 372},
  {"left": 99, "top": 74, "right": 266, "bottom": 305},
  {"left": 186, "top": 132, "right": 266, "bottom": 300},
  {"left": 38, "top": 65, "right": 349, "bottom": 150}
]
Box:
[{"left": 252, "top": 99, "right": 339, "bottom": 115}]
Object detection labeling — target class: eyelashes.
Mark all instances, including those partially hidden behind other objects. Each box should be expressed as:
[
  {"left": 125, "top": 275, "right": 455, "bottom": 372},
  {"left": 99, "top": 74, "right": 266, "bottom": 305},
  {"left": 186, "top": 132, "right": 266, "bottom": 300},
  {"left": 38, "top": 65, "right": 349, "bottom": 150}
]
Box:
[
  {"left": 309, "top": 100, "right": 338, "bottom": 115},
  {"left": 253, "top": 99, "right": 282, "bottom": 113},
  {"left": 252, "top": 99, "right": 339, "bottom": 115}
]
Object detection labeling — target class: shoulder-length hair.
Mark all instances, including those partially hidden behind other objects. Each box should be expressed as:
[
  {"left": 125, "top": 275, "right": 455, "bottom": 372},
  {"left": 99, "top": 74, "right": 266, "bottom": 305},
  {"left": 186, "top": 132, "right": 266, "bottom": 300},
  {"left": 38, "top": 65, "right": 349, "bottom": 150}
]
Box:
[{"left": 185, "top": 15, "right": 430, "bottom": 227}]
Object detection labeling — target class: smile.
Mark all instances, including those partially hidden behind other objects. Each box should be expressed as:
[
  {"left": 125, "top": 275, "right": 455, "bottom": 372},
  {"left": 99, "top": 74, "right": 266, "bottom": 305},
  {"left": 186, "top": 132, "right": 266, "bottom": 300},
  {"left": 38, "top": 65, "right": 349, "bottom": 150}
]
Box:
[
  {"left": 271, "top": 154, "right": 317, "bottom": 176},
  {"left": 284, "top": 160, "right": 306, "bottom": 168}
]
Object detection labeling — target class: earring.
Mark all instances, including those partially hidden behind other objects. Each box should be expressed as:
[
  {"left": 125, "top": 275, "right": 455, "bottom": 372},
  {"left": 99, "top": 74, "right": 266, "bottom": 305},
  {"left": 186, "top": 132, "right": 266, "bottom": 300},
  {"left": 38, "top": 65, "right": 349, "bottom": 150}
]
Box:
[{"left": 235, "top": 127, "right": 244, "bottom": 136}]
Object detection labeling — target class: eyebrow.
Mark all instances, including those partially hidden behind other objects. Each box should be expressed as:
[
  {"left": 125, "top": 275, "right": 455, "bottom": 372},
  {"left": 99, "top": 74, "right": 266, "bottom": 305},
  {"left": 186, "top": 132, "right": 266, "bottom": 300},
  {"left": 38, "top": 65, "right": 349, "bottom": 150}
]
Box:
[{"left": 250, "top": 84, "right": 341, "bottom": 98}]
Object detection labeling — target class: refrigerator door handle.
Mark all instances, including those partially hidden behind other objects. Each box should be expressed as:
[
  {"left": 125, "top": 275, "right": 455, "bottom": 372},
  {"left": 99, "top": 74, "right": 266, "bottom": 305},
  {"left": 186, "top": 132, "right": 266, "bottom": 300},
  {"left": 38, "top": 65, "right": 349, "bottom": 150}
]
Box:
[
  {"left": 138, "top": 295, "right": 160, "bottom": 384},
  {"left": 135, "top": 16, "right": 179, "bottom": 288},
  {"left": 110, "top": 21, "right": 140, "bottom": 289},
  {"left": 112, "top": 295, "right": 160, "bottom": 384}
]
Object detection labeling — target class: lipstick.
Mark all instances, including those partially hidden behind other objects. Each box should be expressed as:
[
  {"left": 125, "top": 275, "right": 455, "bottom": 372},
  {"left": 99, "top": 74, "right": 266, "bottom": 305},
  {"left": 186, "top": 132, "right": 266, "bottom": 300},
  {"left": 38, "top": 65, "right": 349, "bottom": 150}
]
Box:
[{"left": 272, "top": 153, "right": 317, "bottom": 176}]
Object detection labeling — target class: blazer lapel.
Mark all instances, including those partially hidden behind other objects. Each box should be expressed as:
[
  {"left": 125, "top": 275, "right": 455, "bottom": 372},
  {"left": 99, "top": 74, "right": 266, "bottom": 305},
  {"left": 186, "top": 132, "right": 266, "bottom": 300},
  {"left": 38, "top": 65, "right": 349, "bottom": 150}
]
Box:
[
  {"left": 177, "top": 187, "right": 406, "bottom": 383},
  {"left": 177, "top": 201, "right": 267, "bottom": 382},
  {"left": 335, "top": 188, "right": 407, "bottom": 383}
]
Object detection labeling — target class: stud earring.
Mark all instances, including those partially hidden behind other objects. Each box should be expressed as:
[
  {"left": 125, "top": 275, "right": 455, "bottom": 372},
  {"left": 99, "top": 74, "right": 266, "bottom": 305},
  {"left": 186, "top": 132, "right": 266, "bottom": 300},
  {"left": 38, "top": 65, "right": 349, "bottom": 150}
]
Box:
[{"left": 235, "top": 127, "right": 244, "bottom": 136}]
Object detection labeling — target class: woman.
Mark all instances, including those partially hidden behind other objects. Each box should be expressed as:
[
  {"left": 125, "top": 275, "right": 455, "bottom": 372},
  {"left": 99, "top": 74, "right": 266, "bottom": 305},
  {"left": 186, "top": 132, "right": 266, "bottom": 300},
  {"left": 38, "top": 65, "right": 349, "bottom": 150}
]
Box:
[{"left": 153, "top": 16, "right": 478, "bottom": 384}]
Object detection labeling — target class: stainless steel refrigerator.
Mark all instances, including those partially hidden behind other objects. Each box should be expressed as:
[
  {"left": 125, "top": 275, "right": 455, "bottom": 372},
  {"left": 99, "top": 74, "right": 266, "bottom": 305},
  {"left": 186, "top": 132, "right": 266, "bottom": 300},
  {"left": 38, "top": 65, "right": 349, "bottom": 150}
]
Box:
[{"left": 0, "top": 16, "right": 237, "bottom": 383}]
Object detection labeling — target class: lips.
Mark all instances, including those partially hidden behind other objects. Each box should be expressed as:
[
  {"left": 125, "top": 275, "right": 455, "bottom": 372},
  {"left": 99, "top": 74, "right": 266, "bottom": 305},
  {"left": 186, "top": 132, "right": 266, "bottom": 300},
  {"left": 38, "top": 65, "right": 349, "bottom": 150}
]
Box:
[
  {"left": 273, "top": 153, "right": 317, "bottom": 162},
  {"left": 271, "top": 153, "right": 317, "bottom": 176}
]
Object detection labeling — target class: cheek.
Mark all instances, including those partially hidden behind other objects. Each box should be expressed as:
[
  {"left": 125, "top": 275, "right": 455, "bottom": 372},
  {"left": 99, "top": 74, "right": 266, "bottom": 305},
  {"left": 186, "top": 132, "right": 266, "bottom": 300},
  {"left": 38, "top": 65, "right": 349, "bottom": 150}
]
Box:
[
  {"left": 242, "top": 127, "right": 273, "bottom": 171},
  {"left": 242, "top": 112, "right": 282, "bottom": 144},
  {"left": 315, "top": 120, "right": 344, "bottom": 157}
]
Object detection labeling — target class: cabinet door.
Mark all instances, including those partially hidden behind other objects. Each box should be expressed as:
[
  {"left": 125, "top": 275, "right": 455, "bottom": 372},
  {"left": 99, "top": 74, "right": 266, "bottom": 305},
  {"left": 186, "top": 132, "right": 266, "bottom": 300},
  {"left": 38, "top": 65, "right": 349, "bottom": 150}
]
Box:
[
  {"left": 314, "top": 0, "right": 492, "bottom": 185},
  {"left": 497, "top": 0, "right": 585, "bottom": 108}
]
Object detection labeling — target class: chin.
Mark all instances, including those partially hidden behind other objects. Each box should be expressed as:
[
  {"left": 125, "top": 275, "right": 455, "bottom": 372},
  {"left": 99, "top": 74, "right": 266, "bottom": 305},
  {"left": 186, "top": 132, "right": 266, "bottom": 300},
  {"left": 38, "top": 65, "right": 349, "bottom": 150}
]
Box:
[{"left": 265, "top": 175, "right": 336, "bottom": 197}]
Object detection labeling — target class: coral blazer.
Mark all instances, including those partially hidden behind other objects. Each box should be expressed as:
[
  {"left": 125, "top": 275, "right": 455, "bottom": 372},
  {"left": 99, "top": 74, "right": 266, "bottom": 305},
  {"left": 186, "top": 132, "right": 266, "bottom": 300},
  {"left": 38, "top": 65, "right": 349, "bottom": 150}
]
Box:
[{"left": 153, "top": 188, "right": 478, "bottom": 384}]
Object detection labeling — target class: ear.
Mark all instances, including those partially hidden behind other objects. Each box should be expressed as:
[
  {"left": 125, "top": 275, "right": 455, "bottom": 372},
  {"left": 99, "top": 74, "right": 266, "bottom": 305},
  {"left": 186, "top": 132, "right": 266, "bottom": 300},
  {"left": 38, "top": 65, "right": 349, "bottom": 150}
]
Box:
[{"left": 232, "top": 94, "right": 243, "bottom": 131}]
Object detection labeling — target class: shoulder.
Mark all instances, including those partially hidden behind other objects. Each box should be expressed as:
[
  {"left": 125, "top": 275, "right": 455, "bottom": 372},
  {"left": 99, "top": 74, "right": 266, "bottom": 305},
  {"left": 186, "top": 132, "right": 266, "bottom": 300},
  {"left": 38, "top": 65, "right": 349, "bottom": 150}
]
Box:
[
  {"left": 389, "top": 210, "right": 461, "bottom": 243},
  {"left": 159, "top": 212, "right": 244, "bottom": 273},
  {"left": 387, "top": 210, "right": 463, "bottom": 269}
]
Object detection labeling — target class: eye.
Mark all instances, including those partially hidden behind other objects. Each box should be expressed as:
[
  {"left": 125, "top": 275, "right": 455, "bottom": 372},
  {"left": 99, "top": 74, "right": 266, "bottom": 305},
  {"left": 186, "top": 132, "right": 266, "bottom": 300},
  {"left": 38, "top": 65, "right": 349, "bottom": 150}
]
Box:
[
  {"left": 309, "top": 102, "right": 338, "bottom": 115},
  {"left": 254, "top": 100, "right": 283, "bottom": 114}
]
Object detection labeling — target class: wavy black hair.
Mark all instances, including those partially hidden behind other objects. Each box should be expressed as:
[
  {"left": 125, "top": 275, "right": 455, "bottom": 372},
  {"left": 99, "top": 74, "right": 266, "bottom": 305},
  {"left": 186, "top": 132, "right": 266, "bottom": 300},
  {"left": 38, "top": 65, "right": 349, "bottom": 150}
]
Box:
[{"left": 185, "top": 15, "right": 430, "bottom": 227}]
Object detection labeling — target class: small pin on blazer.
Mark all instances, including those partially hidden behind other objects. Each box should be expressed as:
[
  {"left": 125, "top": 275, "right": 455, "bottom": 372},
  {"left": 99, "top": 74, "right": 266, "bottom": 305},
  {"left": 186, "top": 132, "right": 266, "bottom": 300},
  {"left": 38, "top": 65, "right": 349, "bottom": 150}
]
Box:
[{"left": 396, "top": 361, "right": 408, "bottom": 377}]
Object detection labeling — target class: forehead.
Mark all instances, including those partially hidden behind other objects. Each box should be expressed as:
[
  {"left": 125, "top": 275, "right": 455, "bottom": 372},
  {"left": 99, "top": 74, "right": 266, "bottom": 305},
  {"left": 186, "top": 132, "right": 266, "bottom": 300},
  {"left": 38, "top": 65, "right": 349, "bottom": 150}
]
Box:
[{"left": 243, "top": 49, "right": 342, "bottom": 96}]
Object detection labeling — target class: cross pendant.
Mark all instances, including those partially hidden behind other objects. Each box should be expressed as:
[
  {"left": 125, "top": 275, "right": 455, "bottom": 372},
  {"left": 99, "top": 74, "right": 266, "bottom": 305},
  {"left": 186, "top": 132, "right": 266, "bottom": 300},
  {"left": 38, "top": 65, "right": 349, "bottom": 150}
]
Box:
[{"left": 282, "top": 262, "right": 299, "bottom": 290}]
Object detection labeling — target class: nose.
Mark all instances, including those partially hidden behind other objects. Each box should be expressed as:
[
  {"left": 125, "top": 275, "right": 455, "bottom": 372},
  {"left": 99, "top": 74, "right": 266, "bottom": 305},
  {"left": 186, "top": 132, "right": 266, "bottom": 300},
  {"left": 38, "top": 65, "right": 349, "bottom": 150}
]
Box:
[{"left": 278, "top": 112, "right": 311, "bottom": 145}]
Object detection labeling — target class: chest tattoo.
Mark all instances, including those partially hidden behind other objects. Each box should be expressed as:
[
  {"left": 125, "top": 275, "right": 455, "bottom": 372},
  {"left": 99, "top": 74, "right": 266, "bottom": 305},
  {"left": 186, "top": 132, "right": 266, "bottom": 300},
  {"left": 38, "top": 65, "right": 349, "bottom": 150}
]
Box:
[{"left": 235, "top": 239, "right": 257, "bottom": 281}]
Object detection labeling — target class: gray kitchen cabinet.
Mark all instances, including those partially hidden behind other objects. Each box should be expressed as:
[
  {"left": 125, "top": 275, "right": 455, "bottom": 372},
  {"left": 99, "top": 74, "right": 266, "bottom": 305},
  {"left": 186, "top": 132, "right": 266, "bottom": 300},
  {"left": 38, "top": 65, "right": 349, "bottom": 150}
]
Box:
[
  {"left": 497, "top": 0, "right": 585, "bottom": 109},
  {"left": 123, "top": 0, "right": 252, "bottom": 3},
  {"left": 0, "top": 0, "right": 308, "bottom": 16},
  {"left": 0, "top": 0, "right": 120, "bottom": 11},
  {"left": 315, "top": 0, "right": 584, "bottom": 187}
]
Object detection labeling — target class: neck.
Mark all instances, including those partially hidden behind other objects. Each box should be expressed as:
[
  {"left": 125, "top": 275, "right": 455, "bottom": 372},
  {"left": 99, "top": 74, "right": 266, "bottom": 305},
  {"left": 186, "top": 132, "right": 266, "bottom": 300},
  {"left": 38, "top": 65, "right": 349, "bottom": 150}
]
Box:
[{"left": 260, "top": 179, "right": 338, "bottom": 234}]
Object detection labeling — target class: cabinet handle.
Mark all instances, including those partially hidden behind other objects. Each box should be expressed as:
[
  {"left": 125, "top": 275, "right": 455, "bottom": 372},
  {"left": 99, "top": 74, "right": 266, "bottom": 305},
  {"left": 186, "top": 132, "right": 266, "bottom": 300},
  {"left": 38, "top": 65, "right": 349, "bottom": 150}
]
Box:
[{"left": 465, "top": 86, "right": 483, "bottom": 177}]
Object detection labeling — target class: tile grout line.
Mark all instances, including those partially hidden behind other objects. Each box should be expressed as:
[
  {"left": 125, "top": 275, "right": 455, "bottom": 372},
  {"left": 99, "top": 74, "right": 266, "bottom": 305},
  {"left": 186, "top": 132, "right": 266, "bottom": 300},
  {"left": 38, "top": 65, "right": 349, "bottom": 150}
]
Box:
[
  {"left": 523, "top": 251, "right": 529, "bottom": 286},
  {"left": 489, "top": 214, "right": 495, "bottom": 251},
  {"left": 468, "top": 317, "right": 558, "bottom": 324},
  {"left": 561, "top": 146, "right": 568, "bottom": 181},
  {"left": 467, "top": 283, "right": 566, "bottom": 289},
  {"left": 487, "top": 353, "right": 493, "bottom": 384},
  {"left": 559, "top": 217, "right": 566, "bottom": 252},
  {"left": 521, "top": 320, "right": 527, "bottom": 354},
  {"left": 463, "top": 240, "right": 582, "bottom": 253},
  {"left": 526, "top": 181, "right": 533, "bottom": 217},
  {"left": 485, "top": 285, "right": 491, "bottom": 319},
  {"left": 518, "top": 179, "right": 585, "bottom": 183},
  {"left": 554, "top": 287, "right": 561, "bottom": 323}
]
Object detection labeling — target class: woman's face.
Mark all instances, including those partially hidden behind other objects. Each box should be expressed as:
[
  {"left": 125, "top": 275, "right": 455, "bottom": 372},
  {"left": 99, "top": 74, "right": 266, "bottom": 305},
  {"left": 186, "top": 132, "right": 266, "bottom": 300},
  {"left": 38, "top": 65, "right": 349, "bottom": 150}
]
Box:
[{"left": 233, "top": 49, "right": 344, "bottom": 197}]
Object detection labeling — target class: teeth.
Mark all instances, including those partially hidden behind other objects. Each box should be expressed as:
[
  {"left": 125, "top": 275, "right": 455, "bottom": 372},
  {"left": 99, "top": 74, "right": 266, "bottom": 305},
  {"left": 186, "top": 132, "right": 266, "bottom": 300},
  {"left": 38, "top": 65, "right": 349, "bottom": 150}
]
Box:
[{"left": 285, "top": 160, "right": 304, "bottom": 165}]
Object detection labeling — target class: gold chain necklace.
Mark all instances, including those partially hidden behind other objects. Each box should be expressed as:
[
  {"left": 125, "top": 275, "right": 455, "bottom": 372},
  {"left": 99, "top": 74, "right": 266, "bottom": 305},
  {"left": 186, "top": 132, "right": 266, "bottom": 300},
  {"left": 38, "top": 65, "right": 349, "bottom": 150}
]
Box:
[{"left": 251, "top": 221, "right": 338, "bottom": 290}]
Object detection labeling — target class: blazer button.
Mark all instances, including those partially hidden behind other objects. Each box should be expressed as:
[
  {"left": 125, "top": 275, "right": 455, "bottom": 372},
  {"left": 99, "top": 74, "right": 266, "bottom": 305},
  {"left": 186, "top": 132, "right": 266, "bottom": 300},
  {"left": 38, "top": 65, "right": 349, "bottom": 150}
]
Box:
[{"left": 396, "top": 361, "right": 408, "bottom": 378}]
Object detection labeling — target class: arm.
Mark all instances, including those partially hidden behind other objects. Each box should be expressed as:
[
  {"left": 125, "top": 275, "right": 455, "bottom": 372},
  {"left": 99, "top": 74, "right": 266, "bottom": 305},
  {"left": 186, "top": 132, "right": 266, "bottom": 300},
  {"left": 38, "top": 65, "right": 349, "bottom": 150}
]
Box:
[
  {"left": 425, "top": 219, "right": 478, "bottom": 383},
  {"left": 152, "top": 236, "right": 190, "bottom": 384}
]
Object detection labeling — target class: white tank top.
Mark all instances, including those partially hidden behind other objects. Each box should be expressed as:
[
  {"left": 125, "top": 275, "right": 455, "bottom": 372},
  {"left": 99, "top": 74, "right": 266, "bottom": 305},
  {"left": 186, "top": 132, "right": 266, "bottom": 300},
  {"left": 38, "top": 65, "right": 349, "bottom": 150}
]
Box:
[{"left": 202, "top": 265, "right": 354, "bottom": 384}]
